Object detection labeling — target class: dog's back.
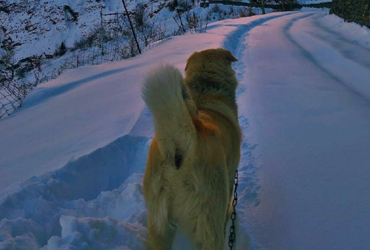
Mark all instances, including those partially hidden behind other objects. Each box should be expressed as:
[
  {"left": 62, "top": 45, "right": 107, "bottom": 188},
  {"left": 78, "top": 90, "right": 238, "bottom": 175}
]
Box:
[{"left": 142, "top": 48, "right": 241, "bottom": 250}]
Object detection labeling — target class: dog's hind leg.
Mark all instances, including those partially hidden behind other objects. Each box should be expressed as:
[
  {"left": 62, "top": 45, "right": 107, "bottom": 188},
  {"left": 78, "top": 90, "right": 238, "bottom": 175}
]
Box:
[
  {"left": 147, "top": 213, "right": 176, "bottom": 250},
  {"left": 188, "top": 210, "right": 226, "bottom": 250},
  {"left": 181, "top": 184, "right": 228, "bottom": 250}
]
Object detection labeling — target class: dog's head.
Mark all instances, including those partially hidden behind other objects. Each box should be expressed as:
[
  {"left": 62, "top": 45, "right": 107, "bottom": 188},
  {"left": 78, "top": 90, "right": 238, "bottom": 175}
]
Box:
[{"left": 185, "top": 48, "right": 237, "bottom": 75}]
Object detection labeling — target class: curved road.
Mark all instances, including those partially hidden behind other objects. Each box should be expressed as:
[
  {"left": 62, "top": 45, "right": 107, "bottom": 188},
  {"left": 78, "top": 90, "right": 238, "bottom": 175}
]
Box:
[{"left": 234, "top": 12, "right": 370, "bottom": 250}]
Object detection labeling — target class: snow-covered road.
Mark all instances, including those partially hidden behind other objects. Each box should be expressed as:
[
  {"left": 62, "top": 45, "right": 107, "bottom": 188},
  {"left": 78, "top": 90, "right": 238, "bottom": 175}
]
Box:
[
  {"left": 236, "top": 12, "right": 370, "bottom": 250},
  {"left": 1, "top": 10, "right": 370, "bottom": 250}
]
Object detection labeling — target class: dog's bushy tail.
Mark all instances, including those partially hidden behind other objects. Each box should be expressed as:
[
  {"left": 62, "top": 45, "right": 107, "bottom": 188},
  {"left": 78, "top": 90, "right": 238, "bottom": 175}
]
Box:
[{"left": 142, "top": 65, "right": 197, "bottom": 163}]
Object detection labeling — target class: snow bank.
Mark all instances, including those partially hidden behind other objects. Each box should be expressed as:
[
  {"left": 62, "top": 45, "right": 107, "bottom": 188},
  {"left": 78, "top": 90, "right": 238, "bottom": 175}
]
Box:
[
  {"left": 0, "top": 218, "right": 45, "bottom": 250},
  {"left": 0, "top": 135, "right": 150, "bottom": 250},
  {"left": 299, "top": 0, "right": 332, "bottom": 3},
  {"left": 290, "top": 13, "right": 370, "bottom": 101},
  {"left": 317, "top": 13, "right": 370, "bottom": 50},
  {"left": 42, "top": 215, "right": 147, "bottom": 250},
  {"left": 300, "top": 7, "right": 329, "bottom": 12}
]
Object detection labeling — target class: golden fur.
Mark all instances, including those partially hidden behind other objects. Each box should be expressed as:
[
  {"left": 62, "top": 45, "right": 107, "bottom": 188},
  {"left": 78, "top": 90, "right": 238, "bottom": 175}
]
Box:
[{"left": 141, "top": 48, "right": 242, "bottom": 250}]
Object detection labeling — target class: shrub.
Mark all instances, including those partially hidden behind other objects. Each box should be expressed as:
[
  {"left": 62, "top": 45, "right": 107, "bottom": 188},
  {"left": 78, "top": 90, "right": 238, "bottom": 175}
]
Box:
[{"left": 54, "top": 42, "right": 67, "bottom": 57}]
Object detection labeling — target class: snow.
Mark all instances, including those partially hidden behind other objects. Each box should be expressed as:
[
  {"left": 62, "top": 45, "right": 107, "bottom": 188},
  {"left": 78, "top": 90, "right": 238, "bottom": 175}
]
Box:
[
  {"left": 317, "top": 13, "right": 370, "bottom": 49},
  {"left": 298, "top": 0, "right": 332, "bottom": 3},
  {"left": 1, "top": 0, "right": 260, "bottom": 64},
  {"left": 1, "top": 0, "right": 145, "bottom": 60},
  {"left": 1, "top": 9, "right": 370, "bottom": 250},
  {"left": 237, "top": 12, "right": 370, "bottom": 249}
]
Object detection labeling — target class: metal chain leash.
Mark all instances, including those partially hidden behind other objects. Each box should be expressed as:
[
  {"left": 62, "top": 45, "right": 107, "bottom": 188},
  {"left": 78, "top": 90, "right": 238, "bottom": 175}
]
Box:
[{"left": 228, "top": 169, "right": 239, "bottom": 250}]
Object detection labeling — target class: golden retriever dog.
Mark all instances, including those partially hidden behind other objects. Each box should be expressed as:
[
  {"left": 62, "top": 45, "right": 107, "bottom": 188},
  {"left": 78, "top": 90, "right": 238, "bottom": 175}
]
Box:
[{"left": 142, "top": 48, "right": 241, "bottom": 250}]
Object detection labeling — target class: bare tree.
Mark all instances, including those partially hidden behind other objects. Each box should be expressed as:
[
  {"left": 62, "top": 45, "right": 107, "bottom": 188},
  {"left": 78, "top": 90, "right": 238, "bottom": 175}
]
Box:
[
  {"left": 133, "top": 4, "right": 167, "bottom": 47},
  {"left": 261, "top": 0, "right": 266, "bottom": 14},
  {"left": 251, "top": 0, "right": 297, "bottom": 13},
  {"left": 185, "top": 11, "right": 200, "bottom": 32},
  {"left": 0, "top": 48, "right": 17, "bottom": 81},
  {"left": 250, "top": 0, "right": 267, "bottom": 14}
]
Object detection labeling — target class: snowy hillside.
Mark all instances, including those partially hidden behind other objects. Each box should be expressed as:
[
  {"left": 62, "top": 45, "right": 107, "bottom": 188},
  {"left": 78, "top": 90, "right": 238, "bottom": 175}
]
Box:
[
  {"left": 0, "top": 0, "right": 170, "bottom": 60},
  {"left": 298, "top": 0, "right": 332, "bottom": 3},
  {"left": 0, "top": 0, "right": 332, "bottom": 61},
  {"left": 0, "top": 0, "right": 258, "bottom": 99},
  {"left": 0, "top": 0, "right": 332, "bottom": 87},
  {"left": 2, "top": 8, "right": 370, "bottom": 250}
]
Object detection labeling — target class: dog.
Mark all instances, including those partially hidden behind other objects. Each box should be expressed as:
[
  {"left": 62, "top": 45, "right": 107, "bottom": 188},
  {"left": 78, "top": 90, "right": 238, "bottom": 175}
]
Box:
[{"left": 142, "top": 48, "right": 242, "bottom": 250}]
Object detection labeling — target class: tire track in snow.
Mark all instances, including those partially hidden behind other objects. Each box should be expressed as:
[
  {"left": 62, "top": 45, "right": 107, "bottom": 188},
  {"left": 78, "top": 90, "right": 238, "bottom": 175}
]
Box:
[
  {"left": 284, "top": 13, "right": 370, "bottom": 104},
  {"left": 312, "top": 13, "right": 370, "bottom": 61},
  {"left": 304, "top": 12, "right": 370, "bottom": 69},
  {"left": 221, "top": 13, "right": 297, "bottom": 250},
  {"left": 224, "top": 12, "right": 295, "bottom": 96},
  {"left": 222, "top": 13, "right": 296, "bottom": 206}
]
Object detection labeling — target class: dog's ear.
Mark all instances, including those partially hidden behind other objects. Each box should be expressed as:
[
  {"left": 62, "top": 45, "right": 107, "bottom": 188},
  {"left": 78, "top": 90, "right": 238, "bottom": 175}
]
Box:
[
  {"left": 225, "top": 50, "right": 238, "bottom": 62},
  {"left": 185, "top": 52, "right": 199, "bottom": 71}
]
